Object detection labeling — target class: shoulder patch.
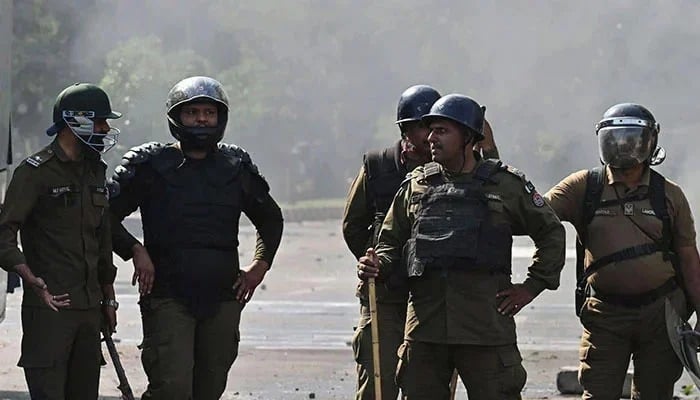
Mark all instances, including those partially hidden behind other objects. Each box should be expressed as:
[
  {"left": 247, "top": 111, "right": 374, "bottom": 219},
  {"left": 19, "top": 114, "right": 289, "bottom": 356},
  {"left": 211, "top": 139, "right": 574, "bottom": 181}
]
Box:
[
  {"left": 25, "top": 148, "right": 54, "bottom": 168},
  {"left": 531, "top": 192, "right": 545, "bottom": 208}
]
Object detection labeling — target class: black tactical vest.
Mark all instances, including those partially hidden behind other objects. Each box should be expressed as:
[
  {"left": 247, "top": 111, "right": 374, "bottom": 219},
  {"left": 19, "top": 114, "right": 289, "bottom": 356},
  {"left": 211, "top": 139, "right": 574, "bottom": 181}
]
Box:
[
  {"left": 143, "top": 145, "right": 247, "bottom": 315},
  {"left": 406, "top": 161, "right": 513, "bottom": 277},
  {"left": 363, "top": 140, "right": 408, "bottom": 226}
]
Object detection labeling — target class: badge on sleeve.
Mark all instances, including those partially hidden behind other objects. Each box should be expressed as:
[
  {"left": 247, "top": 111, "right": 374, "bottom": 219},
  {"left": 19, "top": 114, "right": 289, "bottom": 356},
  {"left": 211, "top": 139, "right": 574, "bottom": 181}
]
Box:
[{"left": 532, "top": 191, "right": 545, "bottom": 207}]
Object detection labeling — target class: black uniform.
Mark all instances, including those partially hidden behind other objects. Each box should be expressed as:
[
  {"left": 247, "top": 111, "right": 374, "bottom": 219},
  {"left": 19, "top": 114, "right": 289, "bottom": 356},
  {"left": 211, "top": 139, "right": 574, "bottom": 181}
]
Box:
[{"left": 109, "top": 141, "right": 283, "bottom": 400}]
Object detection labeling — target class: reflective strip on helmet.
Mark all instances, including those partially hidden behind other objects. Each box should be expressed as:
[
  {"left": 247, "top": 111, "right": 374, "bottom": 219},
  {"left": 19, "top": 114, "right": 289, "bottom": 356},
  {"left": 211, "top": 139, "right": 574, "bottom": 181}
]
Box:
[{"left": 596, "top": 117, "right": 658, "bottom": 132}]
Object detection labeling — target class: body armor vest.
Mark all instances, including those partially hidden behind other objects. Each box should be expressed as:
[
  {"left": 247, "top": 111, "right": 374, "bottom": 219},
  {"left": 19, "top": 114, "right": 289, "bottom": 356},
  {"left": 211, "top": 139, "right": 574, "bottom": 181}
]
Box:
[
  {"left": 363, "top": 140, "right": 408, "bottom": 231},
  {"left": 406, "top": 161, "right": 512, "bottom": 277},
  {"left": 144, "top": 145, "right": 246, "bottom": 316}
]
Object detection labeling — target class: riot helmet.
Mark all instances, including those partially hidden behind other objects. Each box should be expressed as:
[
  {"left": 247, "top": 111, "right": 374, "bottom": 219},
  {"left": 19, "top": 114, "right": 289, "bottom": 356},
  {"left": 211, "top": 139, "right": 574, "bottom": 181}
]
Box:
[
  {"left": 166, "top": 76, "right": 229, "bottom": 151},
  {"left": 46, "top": 83, "right": 121, "bottom": 154},
  {"left": 421, "top": 94, "right": 486, "bottom": 142},
  {"left": 596, "top": 103, "right": 662, "bottom": 169},
  {"left": 396, "top": 85, "right": 441, "bottom": 132}
]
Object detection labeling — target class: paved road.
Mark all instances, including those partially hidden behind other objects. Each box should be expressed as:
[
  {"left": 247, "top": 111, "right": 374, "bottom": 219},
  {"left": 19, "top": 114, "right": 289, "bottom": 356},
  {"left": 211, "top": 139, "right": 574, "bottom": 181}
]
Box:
[{"left": 0, "top": 220, "right": 697, "bottom": 399}]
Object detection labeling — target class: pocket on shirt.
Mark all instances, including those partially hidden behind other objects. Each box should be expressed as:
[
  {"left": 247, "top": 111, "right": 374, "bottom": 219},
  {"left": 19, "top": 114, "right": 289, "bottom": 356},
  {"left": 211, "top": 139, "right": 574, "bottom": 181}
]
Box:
[{"left": 91, "top": 190, "right": 108, "bottom": 208}]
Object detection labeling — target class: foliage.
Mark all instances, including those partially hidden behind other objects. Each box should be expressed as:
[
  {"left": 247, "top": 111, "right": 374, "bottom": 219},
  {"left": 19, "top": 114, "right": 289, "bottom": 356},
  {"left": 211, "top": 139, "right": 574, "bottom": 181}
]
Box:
[{"left": 11, "top": 1, "right": 700, "bottom": 203}]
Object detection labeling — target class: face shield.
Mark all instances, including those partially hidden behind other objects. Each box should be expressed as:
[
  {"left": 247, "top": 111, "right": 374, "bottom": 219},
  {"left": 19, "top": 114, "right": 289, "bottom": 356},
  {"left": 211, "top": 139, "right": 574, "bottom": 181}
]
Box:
[
  {"left": 596, "top": 117, "right": 658, "bottom": 169},
  {"left": 63, "top": 110, "right": 120, "bottom": 154}
]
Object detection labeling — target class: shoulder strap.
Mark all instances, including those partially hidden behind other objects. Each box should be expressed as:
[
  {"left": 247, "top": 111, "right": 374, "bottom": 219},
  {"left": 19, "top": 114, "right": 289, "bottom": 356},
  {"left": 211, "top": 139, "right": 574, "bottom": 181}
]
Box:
[
  {"left": 575, "top": 166, "right": 604, "bottom": 316},
  {"left": 582, "top": 166, "right": 605, "bottom": 228},
  {"left": 25, "top": 147, "right": 54, "bottom": 168},
  {"left": 363, "top": 149, "right": 385, "bottom": 181},
  {"left": 649, "top": 169, "right": 677, "bottom": 267},
  {"left": 473, "top": 159, "right": 502, "bottom": 184},
  {"left": 363, "top": 144, "right": 401, "bottom": 210},
  {"left": 649, "top": 169, "right": 671, "bottom": 241},
  {"left": 363, "top": 149, "right": 384, "bottom": 212}
]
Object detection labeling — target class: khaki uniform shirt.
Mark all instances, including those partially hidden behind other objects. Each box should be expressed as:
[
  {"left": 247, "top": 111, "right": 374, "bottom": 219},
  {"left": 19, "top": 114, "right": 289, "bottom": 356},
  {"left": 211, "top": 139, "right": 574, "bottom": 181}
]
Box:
[
  {"left": 545, "top": 166, "right": 696, "bottom": 295},
  {"left": 375, "top": 160, "right": 566, "bottom": 344},
  {"left": 0, "top": 140, "right": 115, "bottom": 309}
]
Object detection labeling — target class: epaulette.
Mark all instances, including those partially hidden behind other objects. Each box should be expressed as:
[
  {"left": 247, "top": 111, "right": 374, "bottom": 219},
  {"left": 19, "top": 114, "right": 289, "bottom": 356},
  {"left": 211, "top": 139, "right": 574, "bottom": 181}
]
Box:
[
  {"left": 25, "top": 148, "right": 55, "bottom": 168},
  {"left": 412, "top": 162, "right": 444, "bottom": 185},
  {"left": 422, "top": 162, "right": 442, "bottom": 179},
  {"left": 501, "top": 164, "right": 534, "bottom": 191},
  {"left": 501, "top": 163, "right": 543, "bottom": 206}
]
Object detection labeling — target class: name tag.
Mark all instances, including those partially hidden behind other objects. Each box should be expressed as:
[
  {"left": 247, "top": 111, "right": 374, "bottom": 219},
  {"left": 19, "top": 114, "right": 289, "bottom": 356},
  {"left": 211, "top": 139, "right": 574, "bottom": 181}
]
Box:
[
  {"left": 594, "top": 209, "right": 617, "bottom": 216},
  {"left": 484, "top": 192, "right": 502, "bottom": 201},
  {"left": 49, "top": 185, "right": 75, "bottom": 197},
  {"left": 641, "top": 208, "right": 656, "bottom": 216}
]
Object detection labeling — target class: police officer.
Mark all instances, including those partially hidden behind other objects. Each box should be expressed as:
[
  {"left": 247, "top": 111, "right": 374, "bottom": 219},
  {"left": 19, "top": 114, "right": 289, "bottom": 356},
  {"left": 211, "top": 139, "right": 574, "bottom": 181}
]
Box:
[
  {"left": 0, "top": 83, "right": 121, "bottom": 399},
  {"left": 108, "top": 76, "right": 284, "bottom": 400},
  {"left": 544, "top": 103, "right": 700, "bottom": 399},
  {"left": 343, "top": 85, "right": 499, "bottom": 399},
  {"left": 358, "top": 94, "right": 565, "bottom": 399},
  {"left": 343, "top": 84, "right": 440, "bottom": 400}
]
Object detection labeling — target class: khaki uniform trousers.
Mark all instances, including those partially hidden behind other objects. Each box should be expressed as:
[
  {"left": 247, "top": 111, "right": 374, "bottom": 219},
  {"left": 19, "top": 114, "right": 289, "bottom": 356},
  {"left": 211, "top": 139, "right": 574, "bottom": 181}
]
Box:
[
  {"left": 578, "top": 288, "right": 686, "bottom": 399},
  {"left": 20, "top": 307, "right": 102, "bottom": 400},
  {"left": 139, "top": 297, "right": 244, "bottom": 400},
  {"left": 395, "top": 340, "right": 526, "bottom": 400},
  {"left": 352, "top": 302, "right": 407, "bottom": 400}
]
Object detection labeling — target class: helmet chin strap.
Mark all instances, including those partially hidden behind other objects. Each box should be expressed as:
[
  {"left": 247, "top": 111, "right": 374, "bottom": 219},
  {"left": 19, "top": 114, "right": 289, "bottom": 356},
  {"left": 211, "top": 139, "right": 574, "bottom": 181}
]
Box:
[
  {"left": 180, "top": 138, "right": 216, "bottom": 153},
  {"left": 450, "top": 131, "right": 474, "bottom": 173},
  {"left": 79, "top": 141, "right": 102, "bottom": 160}
]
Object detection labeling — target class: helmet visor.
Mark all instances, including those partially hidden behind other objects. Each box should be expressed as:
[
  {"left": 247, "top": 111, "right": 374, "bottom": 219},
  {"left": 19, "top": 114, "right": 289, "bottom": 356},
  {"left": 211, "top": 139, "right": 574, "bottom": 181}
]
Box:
[{"left": 597, "top": 126, "right": 654, "bottom": 169}]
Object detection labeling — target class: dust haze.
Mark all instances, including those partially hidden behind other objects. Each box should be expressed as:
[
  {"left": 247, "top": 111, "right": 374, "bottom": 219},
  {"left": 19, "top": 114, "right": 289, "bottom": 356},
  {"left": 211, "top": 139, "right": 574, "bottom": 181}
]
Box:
[{"left": 13, "top": 0, "right": 700, "bottom": 207}]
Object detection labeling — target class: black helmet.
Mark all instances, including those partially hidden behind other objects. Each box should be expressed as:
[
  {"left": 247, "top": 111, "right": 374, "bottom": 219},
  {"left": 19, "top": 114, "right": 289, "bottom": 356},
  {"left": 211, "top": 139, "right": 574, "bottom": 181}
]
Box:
[
  {"left": 595, "top": 103, "right": 662, "bottom": 168},
  {"left": 396, "top": 85, "right": 441, "bottom": 128},
  {"left": 46, "top": 83, "right": 121, "bottom": 153},
  {"left": 166, "top": 76, "right": 229, "bottom": 149},
  {"left": 421, "top": 94, "right": 486, "bottom": 141}
]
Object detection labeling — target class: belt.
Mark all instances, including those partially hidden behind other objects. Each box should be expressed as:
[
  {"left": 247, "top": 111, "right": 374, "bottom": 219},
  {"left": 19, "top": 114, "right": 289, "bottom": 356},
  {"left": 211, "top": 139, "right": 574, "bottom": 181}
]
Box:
[{"left": 590, "top": 278, "right": 678, "bottom": 308}]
